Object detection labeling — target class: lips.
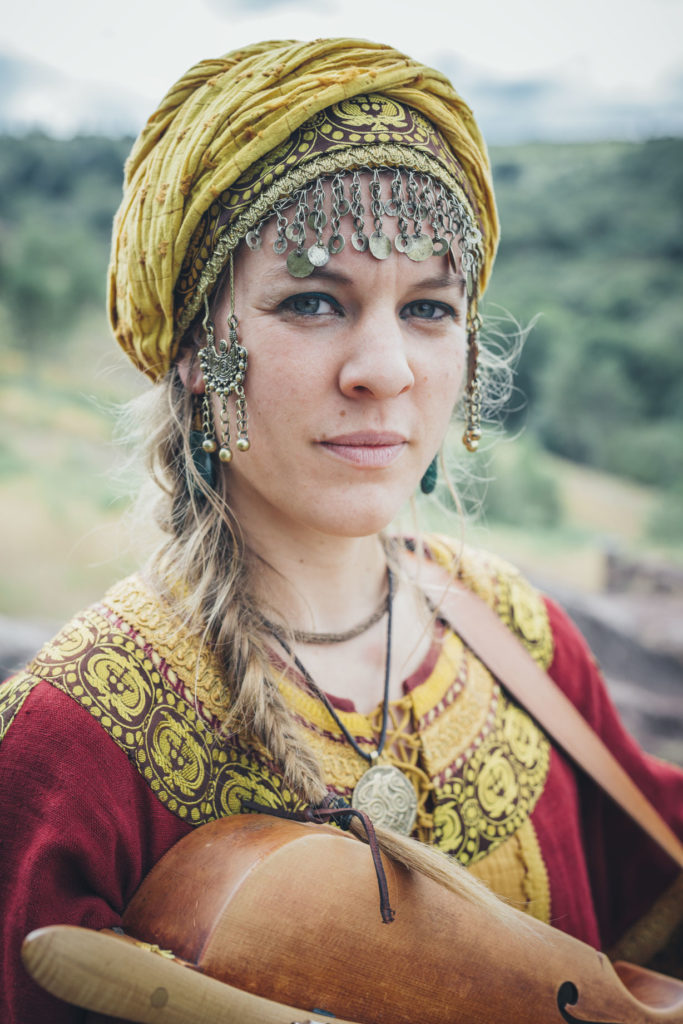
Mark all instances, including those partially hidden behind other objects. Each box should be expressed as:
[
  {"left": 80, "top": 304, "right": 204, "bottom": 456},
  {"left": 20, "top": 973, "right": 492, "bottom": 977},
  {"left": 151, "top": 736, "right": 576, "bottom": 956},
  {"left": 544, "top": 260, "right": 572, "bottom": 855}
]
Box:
[{"left": 319, "top": 431, "right": 407, "bottom": 468}]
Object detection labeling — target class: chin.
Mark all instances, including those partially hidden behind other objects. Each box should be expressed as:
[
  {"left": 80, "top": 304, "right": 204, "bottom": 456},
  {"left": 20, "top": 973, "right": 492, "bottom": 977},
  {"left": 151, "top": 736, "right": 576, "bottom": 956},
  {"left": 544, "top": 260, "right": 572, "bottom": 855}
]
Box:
[{"left": 306, "top": 487, "right": 413, "bottom": 539}]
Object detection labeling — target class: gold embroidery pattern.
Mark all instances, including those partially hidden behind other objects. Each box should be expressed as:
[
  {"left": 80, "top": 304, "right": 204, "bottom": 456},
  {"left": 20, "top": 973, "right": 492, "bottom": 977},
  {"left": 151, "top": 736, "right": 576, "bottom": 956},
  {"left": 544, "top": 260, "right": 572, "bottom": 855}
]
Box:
[
  {"left": 469, "top": 818, "right": 551, "bottom": 923},
  {"left": 0, "top": 672, "right": 42, "bottom": 742},
  {"left": 17, "top": 542, "right": 553, "bottom": 879},
  {"left": 274, "top": 581, "right": 550, "bottom": 867},
  {"left": 424, "top": 537, "right": 555, "bottom": 668},
  {"left": 430, "top": 688, "right": 550, "bottom": 866},
  {"left": 102, "top": 578, "right": 228, "bottom": 722},
  {"left": 24, "top": 604, "right": 305, "bottom": 825},
  {"left": 422, "top": 667, "right": 497, "bottom": 780}
]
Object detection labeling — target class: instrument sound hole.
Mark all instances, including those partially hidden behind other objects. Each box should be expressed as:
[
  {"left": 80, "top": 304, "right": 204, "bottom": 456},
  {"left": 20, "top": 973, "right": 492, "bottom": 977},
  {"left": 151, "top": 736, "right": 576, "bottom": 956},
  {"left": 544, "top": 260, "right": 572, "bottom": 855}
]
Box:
[{"left": 557, "top": 980, "right": 623, "bottom": 1024}]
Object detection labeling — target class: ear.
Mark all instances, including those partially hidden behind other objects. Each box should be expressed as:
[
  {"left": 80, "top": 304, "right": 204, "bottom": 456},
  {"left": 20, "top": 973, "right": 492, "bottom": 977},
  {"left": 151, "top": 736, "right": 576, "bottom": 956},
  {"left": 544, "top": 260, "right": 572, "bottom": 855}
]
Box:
[{"left": 176, "top": 347, "right": 205, "bottom": 394}]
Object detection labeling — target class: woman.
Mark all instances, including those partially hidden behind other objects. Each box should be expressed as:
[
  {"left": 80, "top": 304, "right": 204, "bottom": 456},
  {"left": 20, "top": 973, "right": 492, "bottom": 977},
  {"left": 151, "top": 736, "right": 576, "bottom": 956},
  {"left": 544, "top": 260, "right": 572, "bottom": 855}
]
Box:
[{"left": 1, "top": 38, "right": 681, "bottom": 1023}]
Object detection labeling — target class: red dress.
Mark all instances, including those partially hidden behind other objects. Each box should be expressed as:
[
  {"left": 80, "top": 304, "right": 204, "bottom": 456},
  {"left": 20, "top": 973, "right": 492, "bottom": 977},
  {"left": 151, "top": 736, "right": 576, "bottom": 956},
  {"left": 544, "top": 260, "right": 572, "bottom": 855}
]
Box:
[{"left": 1, "top": 546, "right": 681, "bottom": 1023}]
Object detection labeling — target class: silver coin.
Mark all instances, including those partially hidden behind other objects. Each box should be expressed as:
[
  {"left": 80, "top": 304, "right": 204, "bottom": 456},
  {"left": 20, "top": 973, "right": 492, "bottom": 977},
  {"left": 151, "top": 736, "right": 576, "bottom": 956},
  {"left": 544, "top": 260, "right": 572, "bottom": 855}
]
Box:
[
  {"left": 406, "top": 234, "right": 434, "bottom": 262},
  {"left": 432, "top": 236, "right": 449, "bottom": 257},
  {"left": 285, "top": 223, "right": 301, "bottom": 242},
  {"left": 273, "top": 236, "right": 288, "bottom": 255},
  {"left": 369, "top": 232, "right": 392, "bottom": 260},
  {"left": 351, "top": 764, "right": 417, "bottom": 835},
  {"left": 383, "top": 199, "right": 399, "bottom": 217},
  {"left": 328, "top": 233, "right": 345, "bottom": 254},
  {"left": 286, "top": 250, "right": 315, "bottom": 278},
  {"left": 351, "top": 232, "right": 368, "bottom": 252},
  {"left": 245, "top": 230, "right": 262, "bottom": 251},
  {"left": 307, "top": 243, "right": 330, "bottom": 267},
  {"left": 394, "top": 234, "right": 413, "bottom": 254}
]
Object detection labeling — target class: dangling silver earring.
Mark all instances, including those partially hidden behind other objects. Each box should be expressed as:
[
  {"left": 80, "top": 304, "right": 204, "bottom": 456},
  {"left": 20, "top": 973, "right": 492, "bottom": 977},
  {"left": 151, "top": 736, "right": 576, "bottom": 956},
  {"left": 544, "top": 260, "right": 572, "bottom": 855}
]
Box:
[
  {"left": 198, "top": 252, "right": 250, "bottom": 463},
  {"left": 462, "top": 308, "right": 482, "bottom": 452}
]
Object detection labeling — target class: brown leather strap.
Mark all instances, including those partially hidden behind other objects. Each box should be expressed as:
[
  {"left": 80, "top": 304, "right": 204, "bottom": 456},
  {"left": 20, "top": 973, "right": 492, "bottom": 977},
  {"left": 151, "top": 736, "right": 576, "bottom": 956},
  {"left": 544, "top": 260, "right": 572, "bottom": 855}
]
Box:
[{"left": 433, "top": 581, "right": 683, "bottom": 870}]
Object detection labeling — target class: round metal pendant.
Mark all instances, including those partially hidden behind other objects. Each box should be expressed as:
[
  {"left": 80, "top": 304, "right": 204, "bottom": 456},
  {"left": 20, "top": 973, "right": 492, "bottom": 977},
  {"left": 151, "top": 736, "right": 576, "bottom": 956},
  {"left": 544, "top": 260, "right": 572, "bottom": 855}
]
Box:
[
  {"left": 369, "top": 232, "right": 391, "bottom": 260},
  {"left": 287, "top": 249, "right": 315, "bottom": 278},
  {"left": 351, "top": 764, "right": 417, "bottom": 835},
  {"left": 328, "top": 233, "right": 345, "bottom": 254},
  {"left": 245, "top": 229, "right": 262, "bottom": 251},
  {"left": 307, "top": 243, "right": 330, "bottom": 267},
  {"left": 351, "top": 231, "right": 369, "bottom": 252},
  {"left": 273, "top": 236, "right": 288, "bottom": 255},
  {"left": 432, "top": 236, "right": 449, "bottom": 257},
  {"left": 406, "top": 234, "right": 434, "bottom": 262},
  {"left": 394, "top": 234, "right": 412, "bottom": 254},
  {"left": 285, "top": 223, "right": 301, "bottom": 242}
]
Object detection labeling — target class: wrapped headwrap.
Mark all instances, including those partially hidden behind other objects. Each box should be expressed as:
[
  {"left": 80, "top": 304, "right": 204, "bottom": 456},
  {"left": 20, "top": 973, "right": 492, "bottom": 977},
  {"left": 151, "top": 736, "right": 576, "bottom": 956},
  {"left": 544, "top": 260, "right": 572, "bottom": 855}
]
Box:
[{"left": 109, "top": 38, "right": 498, "bottom": 382}]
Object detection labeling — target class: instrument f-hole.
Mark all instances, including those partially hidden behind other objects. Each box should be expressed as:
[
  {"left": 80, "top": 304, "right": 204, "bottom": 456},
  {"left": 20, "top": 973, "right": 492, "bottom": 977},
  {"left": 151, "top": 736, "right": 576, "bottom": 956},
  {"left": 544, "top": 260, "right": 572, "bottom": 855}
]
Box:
[{"left": 557, "top": 980, "right": 623, "bottom": 1024}]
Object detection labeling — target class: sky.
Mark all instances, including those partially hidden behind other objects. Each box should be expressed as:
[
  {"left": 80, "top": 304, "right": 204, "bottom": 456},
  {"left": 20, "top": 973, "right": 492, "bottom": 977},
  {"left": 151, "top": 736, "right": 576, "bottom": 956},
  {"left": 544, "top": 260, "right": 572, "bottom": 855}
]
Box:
[{"left": 1, "top": 0, "right": 682, "bottom": 141}]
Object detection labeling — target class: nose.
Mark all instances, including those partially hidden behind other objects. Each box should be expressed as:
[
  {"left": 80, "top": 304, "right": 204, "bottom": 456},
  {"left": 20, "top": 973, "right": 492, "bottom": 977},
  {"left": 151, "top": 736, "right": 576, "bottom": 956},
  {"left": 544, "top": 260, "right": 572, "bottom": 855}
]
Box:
[{"left": 338, "top": 315, "right": 415, "bottom": 399}]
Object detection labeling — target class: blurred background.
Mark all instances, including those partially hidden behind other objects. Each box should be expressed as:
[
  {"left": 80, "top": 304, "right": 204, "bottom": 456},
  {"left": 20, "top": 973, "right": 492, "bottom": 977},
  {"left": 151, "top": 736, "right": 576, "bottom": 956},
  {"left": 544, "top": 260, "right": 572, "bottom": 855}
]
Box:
[{"left": 1, "top": 0, "right": 682, "bottom": 759}]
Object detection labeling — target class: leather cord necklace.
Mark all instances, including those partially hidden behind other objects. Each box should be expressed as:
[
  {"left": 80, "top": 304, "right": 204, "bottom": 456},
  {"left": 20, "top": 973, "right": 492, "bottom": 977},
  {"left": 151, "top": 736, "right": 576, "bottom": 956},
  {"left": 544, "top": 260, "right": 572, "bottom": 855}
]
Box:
[
  {"left": 271, "top": 567, "right": 418, "bottom": 835},
  {"left": 261, "top": 586, "right": 390, "bottom": 645}
]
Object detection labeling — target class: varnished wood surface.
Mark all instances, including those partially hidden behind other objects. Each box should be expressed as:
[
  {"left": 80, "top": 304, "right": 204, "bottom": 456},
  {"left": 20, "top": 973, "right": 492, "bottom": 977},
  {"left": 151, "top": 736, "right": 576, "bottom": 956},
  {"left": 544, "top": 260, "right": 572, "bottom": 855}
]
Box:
[
  {"left": 21, "top": 816, "right": 683, "bottom": 1023},
  {"left": 121, "top": 815, "right": 683, "bottom": 1024},
  {"left": 22, "top": 925, "right": 359, "bottom": 1024}
]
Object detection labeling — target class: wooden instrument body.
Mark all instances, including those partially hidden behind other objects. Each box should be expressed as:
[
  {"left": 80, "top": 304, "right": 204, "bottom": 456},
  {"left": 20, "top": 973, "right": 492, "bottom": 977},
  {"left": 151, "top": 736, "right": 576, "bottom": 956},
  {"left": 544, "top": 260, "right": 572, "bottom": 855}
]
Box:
[{"left": 118, "top": 814, "right": 683, "bottom": 1024}]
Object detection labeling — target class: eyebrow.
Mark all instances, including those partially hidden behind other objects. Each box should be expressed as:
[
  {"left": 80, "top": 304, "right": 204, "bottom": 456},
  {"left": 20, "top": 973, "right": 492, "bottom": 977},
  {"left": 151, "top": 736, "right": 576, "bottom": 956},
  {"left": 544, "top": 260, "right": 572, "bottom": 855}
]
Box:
[
  {"left": 260, "top": 264, "right": 465, "bottom": 291},
  {"left": 259, "top": 265, "right": 354, "bottom": 286},
  {"left": 411, "top": 271, "right": 466, "bottom": 292}
]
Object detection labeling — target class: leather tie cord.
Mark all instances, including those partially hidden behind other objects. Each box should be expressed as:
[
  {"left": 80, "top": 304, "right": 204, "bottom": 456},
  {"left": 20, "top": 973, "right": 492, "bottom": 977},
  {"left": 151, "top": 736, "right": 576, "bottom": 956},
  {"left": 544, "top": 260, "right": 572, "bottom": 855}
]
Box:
[{"left": 240, "top": 797, "right": 395, "bottom": 924}]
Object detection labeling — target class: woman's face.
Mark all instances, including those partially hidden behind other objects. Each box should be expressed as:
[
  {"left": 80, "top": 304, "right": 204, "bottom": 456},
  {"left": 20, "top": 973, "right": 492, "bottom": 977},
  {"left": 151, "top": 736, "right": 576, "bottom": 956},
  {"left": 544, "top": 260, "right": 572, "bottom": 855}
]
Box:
[{"left": 209, "top": 209, "right": 468, "bottom": 544}]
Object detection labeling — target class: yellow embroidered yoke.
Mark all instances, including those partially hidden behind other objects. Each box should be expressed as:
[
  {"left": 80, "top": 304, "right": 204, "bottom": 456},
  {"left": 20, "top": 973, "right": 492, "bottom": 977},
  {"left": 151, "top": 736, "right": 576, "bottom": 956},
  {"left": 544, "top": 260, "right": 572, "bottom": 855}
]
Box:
[
  {"left": 281, "top": 541, "right": 554, "bottom": 920},
  {"left": 2, "top": 543, "right": 555, "bottom": 922}
]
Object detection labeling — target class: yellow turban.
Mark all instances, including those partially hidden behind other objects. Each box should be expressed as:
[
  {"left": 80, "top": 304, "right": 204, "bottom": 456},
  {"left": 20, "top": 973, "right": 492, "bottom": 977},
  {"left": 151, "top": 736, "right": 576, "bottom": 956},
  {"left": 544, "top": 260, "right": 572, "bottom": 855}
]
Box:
[{"left": 109, "top": 39, "right": 498, "bottom": 380}]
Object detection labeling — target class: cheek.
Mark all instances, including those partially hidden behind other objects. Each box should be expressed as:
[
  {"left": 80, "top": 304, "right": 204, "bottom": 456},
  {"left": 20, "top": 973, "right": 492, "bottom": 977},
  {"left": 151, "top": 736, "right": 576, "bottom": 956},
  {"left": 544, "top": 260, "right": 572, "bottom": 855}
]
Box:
[
  {"left": 236, "top": 348, "right": 332, "bottom": 444},
  {"left": 424, "top": 343, "right": 468, "bottom": 411}
]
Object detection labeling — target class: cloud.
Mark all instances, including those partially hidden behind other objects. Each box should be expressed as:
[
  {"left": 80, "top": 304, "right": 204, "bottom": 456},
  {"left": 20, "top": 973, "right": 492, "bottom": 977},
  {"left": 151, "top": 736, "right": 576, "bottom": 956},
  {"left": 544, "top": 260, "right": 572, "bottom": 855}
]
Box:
[
  {"left": 0, "top": 52, "right": 146, "bottom": 136},
  {"left": 433, "top": 51, "right": 683, "bottom": 144},
  {"left": 2, "top": 43, "right": 681, "bottom": 143}
]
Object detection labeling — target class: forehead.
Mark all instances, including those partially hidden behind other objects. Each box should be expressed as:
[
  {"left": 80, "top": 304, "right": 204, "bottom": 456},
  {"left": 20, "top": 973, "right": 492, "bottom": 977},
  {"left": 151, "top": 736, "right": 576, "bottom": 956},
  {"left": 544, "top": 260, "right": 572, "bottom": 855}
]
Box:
[
  {"left": 236, "top": 247, "right": 466, "bottom": 296},
  {"left": 235, "top": 170, "right": 470, "bottom": 291}
]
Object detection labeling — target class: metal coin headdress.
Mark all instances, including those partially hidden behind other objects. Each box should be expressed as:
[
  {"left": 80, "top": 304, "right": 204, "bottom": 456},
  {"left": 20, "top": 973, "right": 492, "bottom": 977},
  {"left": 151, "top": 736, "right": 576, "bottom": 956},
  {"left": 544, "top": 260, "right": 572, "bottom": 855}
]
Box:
[{"left": 108, "top": 39, "right": 499, "bottom": 383}]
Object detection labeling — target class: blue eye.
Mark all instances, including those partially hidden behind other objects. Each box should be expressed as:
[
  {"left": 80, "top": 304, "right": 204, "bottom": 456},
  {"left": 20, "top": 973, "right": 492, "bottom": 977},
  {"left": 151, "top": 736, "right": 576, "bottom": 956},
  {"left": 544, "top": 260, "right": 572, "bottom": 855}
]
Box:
[
  {"left": 402, "top": 300, "right": 453, "bottom": 320},
  {"left": 282, "top": 293, "right": 341, "bottom": 316}
]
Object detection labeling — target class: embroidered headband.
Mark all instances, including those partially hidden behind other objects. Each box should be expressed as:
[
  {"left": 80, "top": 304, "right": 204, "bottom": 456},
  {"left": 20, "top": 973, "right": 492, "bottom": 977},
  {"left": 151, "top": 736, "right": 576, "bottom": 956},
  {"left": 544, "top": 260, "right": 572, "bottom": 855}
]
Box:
[{"left": 108, "top": 39, "right": 499, "bottom": 381}]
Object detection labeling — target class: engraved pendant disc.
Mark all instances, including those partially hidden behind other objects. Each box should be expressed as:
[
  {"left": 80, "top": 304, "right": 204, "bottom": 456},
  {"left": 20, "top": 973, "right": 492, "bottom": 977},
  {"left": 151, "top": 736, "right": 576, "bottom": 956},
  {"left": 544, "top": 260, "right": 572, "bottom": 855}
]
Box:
[
  {"left": 287, "top": 250, "right": 315, "bottom": 278},
  {"left": 307, "top": 243, "right": 330, "bottom": 267},
  {"left": 406, "top": 234, "right": 434, "bottom": 262},
  {"left": 351, "top": 764, "right": 417, "bottom": 835},
  {"left": 369, "top": 233, "right": 392, "bottom": 260}
]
